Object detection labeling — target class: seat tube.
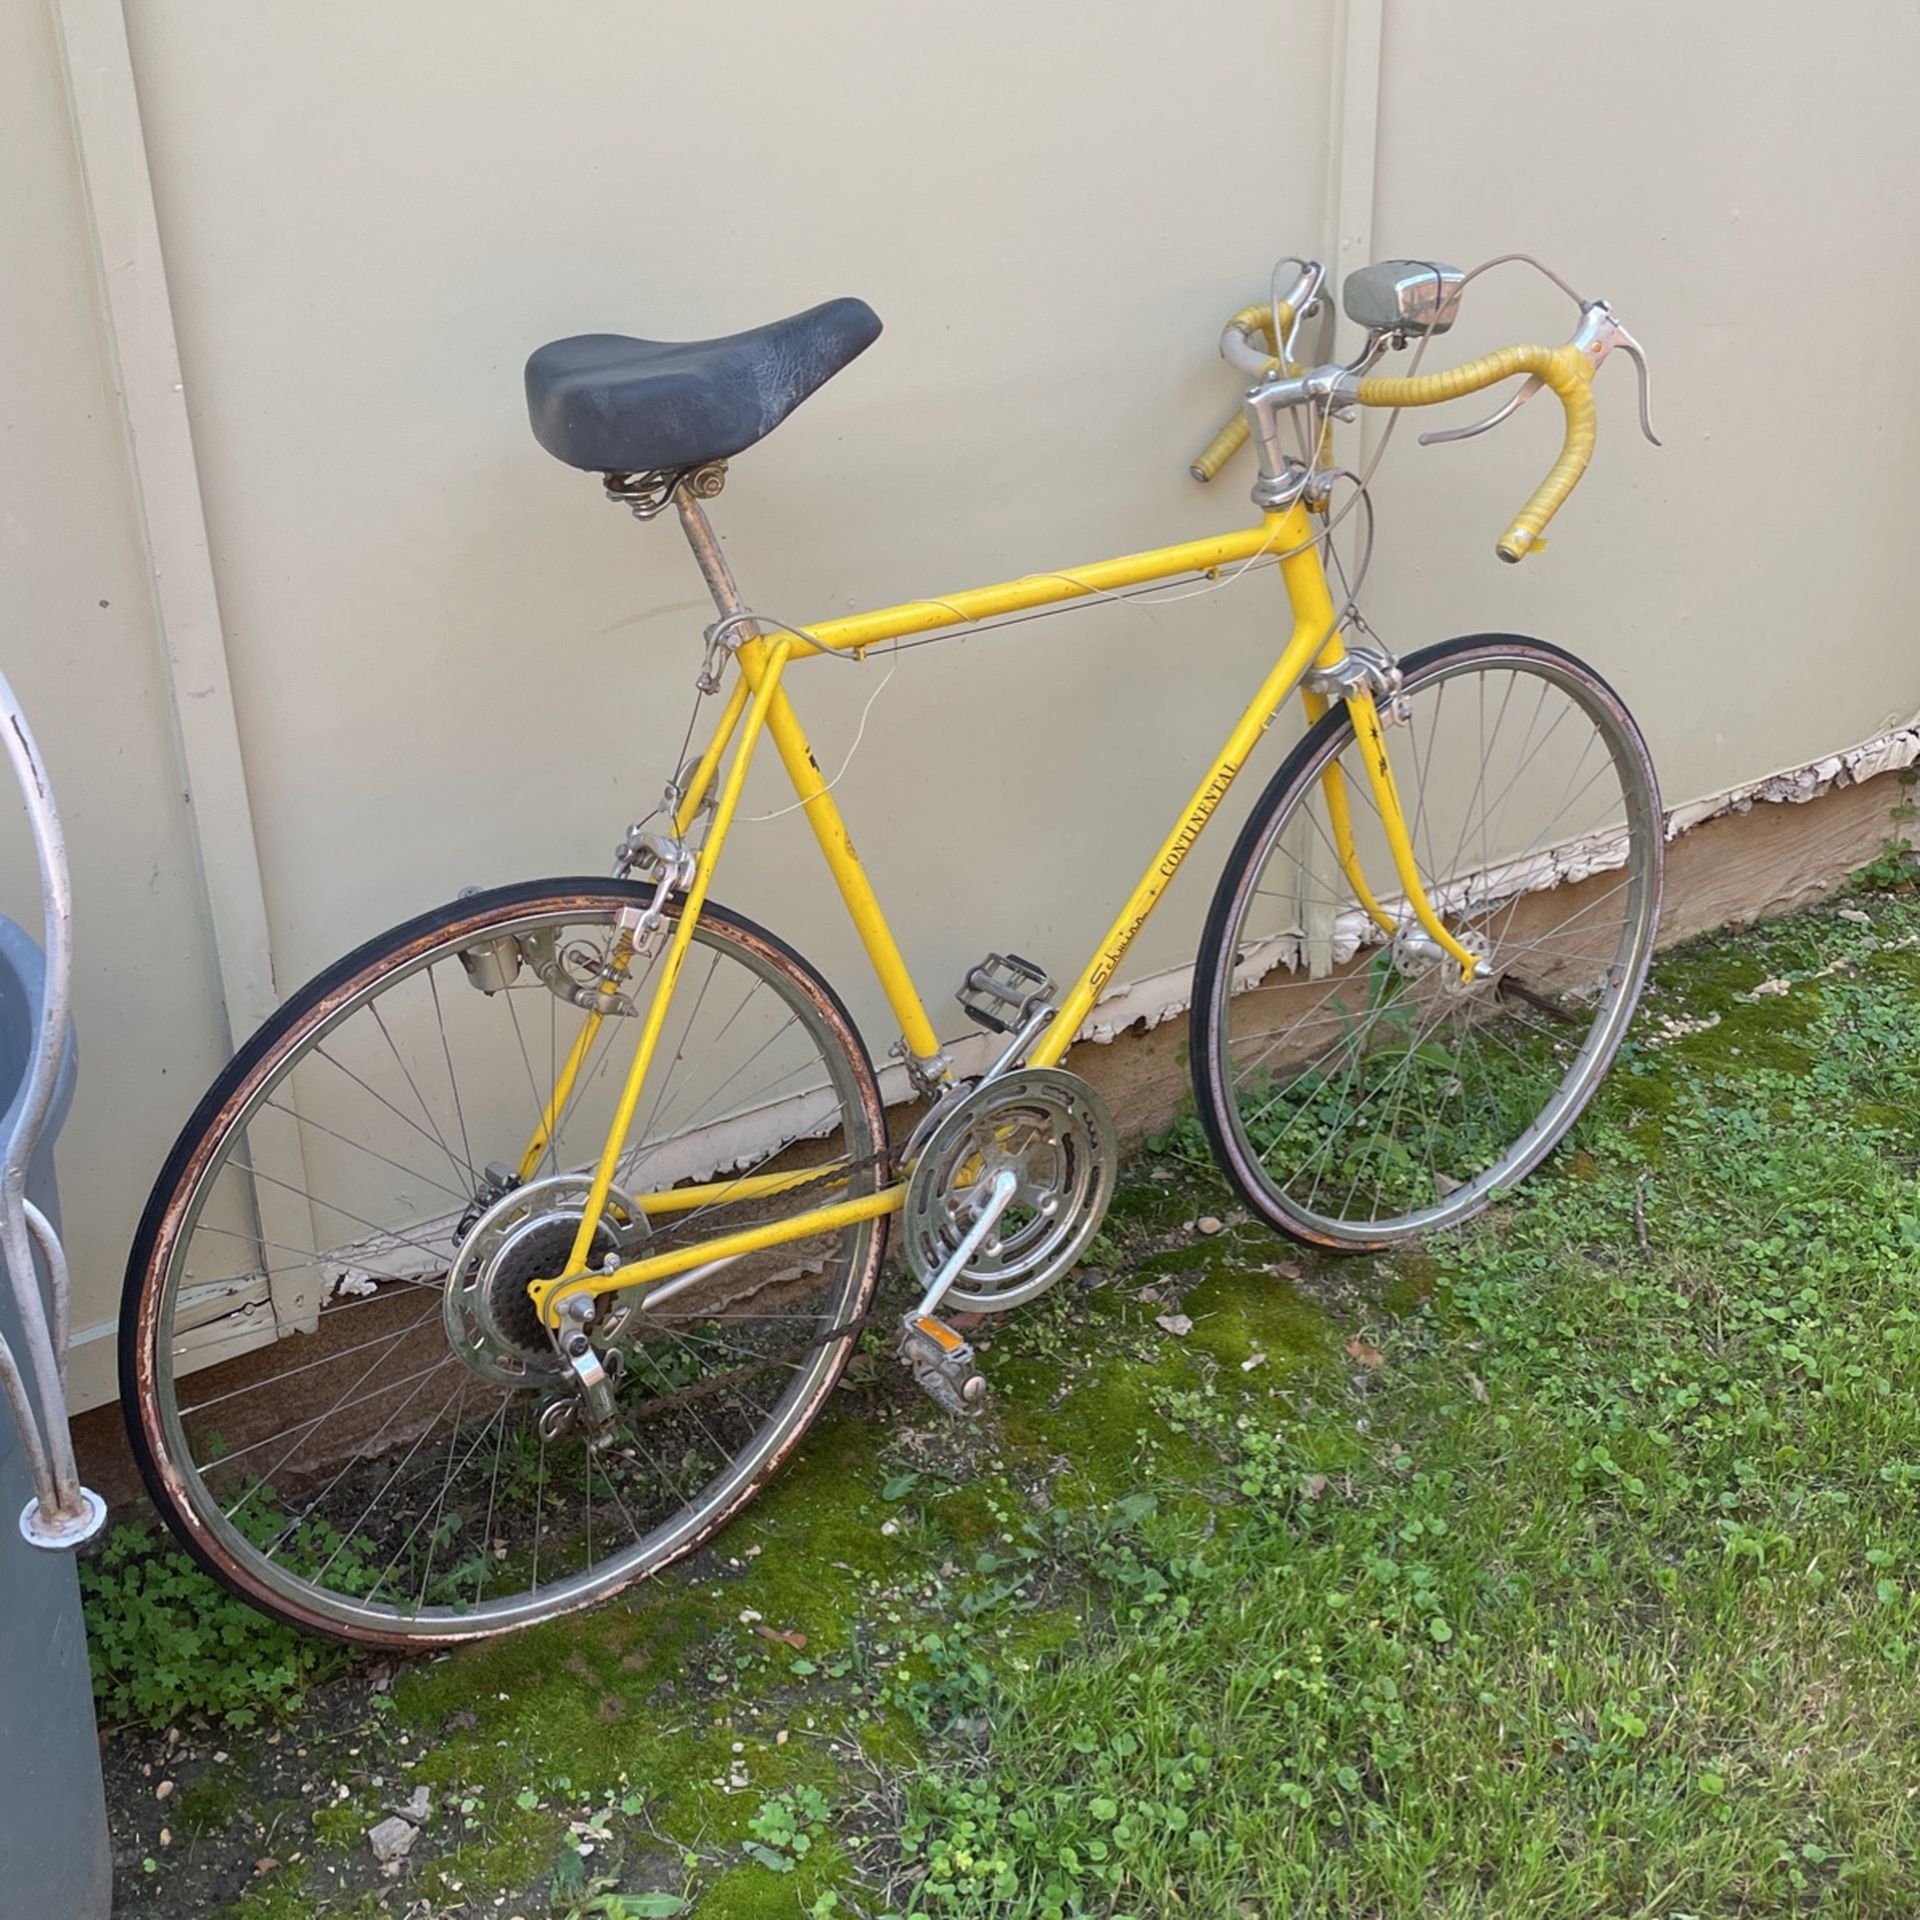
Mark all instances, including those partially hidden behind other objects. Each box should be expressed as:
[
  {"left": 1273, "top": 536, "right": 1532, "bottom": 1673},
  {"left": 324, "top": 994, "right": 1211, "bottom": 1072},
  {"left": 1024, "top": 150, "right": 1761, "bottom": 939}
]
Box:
[{"left": 673, "top": 491, "right": 946, "bottom": 1073}]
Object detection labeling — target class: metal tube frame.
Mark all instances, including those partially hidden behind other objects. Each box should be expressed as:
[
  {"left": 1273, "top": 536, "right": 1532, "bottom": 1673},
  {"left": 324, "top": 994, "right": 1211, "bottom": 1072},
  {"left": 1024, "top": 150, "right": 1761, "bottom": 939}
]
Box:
[
  {"left": 526, "top": 495, "right": 1465, "bottom": 1329},
  {"left": 0, "top": 668, "right": 105, "bottom": 1548}
]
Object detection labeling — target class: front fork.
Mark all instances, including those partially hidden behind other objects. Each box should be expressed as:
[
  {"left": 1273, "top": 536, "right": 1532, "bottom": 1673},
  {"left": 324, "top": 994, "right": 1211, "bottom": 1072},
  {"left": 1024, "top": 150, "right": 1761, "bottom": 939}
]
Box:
[{"left": 1302, "top": 643, "right": 1480, "bottom": 982}]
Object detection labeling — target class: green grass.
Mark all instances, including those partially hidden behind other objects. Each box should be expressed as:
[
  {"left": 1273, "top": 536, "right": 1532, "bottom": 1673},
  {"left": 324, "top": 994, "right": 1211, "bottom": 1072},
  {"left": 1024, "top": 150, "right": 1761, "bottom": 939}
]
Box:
[
  {"left": 88, "top": 884, "right": 1920, "bottom": 1917},
  {"left": 80, "top": 1519, "right": 344, "bottom": 1727},
  {"left": 891, "top": 892, "right": 1920, "bottom": 1918}
]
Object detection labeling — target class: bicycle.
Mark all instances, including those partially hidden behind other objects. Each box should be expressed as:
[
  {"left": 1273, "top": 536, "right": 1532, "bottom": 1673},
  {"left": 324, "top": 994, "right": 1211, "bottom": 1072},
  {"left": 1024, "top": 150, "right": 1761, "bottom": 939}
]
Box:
[{"left": 121, "top": 254, "right": 1664, "bottom": 1645}]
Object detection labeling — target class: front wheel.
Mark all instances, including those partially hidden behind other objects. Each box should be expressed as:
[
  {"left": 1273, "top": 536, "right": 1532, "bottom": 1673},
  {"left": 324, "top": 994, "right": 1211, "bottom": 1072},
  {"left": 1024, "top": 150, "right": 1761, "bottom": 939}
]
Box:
[
  {"left": 121, "top": 879, "right": 888, "bottom": 1646},
  {"left": 1191, "top": 635, "right": 1662, "bottom": 1249}
]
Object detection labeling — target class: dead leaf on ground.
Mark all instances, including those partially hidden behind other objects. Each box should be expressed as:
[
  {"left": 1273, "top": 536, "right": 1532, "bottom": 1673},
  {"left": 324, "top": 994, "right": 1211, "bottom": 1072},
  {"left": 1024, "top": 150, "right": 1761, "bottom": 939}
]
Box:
[
  {"left": 1467, "top": 1373, "right": 1488, "bottom": 1404},
  {"left": 1156, "top": 1312, "right": 1194, "bottom": 1337},
  {"left": 753, "top": 1624, "right": 809, "bottom": 1650},
  {"left": 1345, "top": 1336, "right": 1384, "bottom": 1370},
  {"left": 1301, "top": 1473, "right": 1329, "bottom": 1501}
]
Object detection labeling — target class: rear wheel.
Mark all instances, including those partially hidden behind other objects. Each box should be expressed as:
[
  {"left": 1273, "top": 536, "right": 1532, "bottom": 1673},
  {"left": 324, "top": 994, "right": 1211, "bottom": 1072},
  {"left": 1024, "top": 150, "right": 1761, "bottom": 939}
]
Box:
[
  {"left": 122, "top": 879, "right": 887, "bottom": 1646},
  {"left": 1191, "top": 635, "right": 1661, "bottom": 1248}
]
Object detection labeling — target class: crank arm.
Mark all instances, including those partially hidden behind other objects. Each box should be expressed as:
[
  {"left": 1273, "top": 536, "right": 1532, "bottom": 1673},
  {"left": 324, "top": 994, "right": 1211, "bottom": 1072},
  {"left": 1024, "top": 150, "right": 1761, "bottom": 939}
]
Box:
[{"left": 912, "top": 1167, "right": 1020, "bottom": 1322}]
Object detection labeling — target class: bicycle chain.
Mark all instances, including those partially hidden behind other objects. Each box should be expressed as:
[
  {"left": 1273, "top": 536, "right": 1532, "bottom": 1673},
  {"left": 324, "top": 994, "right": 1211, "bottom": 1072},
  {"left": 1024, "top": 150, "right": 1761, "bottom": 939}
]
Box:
[
  {"left": 593, "top": 1144, "right": 900, "bottom": 1426},
  {"left": 610, "top": 1299, "right": 899, "bottom": 1425}
]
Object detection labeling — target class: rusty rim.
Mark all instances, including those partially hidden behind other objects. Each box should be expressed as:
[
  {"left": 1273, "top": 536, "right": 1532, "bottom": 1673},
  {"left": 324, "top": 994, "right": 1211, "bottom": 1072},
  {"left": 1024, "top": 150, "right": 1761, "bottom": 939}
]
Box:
[{"left": 126, "top": 882, "right": 887, "bottom": 1646}]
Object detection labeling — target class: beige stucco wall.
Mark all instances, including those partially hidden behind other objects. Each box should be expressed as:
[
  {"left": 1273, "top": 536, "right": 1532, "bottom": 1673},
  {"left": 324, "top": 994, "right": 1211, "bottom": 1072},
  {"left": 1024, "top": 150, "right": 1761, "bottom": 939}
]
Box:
[
  {"left": 6, "top": 0, "right": 1918, "bottom": 1412},
  {"left": 1, "top": 0, "right": 234, "bottom": 1409},
  {"left": 1363, "top": 0, "right": 1920, "bottom": 805}
]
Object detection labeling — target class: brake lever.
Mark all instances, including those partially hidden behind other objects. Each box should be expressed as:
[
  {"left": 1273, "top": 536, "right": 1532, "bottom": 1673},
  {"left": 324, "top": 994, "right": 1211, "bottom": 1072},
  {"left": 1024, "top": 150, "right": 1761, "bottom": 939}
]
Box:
[
  {"left": 1606, "top": 318, "right": 1662, "bottom": 446},
  {"left": 1573, "top": 300, "right": 1662, "bottom": 446},
  {"left": 1261, "top": 255, "right": 1324, "bottom": 367},
  {"left": 1415, "top": 299, "right": 1662, "bottom": 451}
]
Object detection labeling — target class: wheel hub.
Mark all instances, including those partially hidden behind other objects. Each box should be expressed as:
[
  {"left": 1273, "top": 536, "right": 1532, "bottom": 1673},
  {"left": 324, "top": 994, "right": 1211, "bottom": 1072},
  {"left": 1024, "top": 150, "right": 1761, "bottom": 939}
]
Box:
[
  {"left": 1391, "top": 922, "right": 1494, "bottom": 991},
  {"left": 443, "top": 1173, "right": 647, "bottom": 1386}
]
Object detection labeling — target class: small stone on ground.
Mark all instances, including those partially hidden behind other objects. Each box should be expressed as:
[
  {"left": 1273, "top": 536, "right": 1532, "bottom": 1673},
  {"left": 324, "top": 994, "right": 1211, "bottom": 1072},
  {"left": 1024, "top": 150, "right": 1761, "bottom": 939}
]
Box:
[{"left": 367, "top": 1815, "right": 417, "bottom": 1866}]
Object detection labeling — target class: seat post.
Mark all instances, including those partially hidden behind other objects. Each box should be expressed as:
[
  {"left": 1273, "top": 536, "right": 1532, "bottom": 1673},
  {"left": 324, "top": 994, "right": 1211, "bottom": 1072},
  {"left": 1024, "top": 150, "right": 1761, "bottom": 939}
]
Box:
[{"left": 674, "top": 486, "right": 750, "bottom": 624}]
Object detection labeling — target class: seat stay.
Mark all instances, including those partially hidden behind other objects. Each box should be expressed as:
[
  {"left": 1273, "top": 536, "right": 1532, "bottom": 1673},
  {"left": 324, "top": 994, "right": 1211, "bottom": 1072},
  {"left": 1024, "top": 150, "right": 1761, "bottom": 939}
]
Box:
[{"left": 555, "top": 634, "right": 796, "bottom": 1291}]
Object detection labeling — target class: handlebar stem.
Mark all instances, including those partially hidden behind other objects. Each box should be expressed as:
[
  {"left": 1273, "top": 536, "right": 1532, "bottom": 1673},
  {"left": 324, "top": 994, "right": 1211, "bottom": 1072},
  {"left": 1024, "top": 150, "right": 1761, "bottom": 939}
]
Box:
[{"left": 1241, "top": 365, "right": 1359, "bottom": 509}]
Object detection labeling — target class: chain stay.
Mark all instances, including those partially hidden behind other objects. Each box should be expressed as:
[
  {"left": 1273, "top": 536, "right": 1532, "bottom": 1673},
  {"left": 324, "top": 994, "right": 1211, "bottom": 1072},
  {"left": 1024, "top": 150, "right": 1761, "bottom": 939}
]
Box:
[{"left": 561, "top": 1144, "right": 897, "bottom": 1425}]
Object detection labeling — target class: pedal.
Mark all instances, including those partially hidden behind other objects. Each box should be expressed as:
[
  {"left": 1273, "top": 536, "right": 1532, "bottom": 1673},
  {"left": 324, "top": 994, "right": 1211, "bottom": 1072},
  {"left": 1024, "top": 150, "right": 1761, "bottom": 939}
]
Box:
[
  {"left": 958, "top": 951, "right": 1054, "bottom": 1034},
  {"left": 900, "top": 1312, "right": 988, "bottom": 1417}
]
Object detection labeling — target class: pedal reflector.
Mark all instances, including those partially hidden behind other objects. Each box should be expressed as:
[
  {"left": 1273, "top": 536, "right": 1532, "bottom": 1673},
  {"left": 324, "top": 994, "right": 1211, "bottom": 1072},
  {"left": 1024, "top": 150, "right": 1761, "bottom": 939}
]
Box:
[{"left": 913, "top": 1313, "right": 968, "bottom": 1355}]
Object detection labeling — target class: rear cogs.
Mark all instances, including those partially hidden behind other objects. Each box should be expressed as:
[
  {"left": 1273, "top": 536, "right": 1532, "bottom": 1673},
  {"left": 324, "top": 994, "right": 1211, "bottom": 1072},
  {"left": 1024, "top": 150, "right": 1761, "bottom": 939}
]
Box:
[{"left": 443, "top": 1173, "right": 647, "bottom": 1385}]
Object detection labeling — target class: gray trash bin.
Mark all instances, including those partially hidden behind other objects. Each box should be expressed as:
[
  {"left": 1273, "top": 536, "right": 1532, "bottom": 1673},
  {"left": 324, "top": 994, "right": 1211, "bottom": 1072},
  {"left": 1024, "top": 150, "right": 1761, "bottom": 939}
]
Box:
[{"left": 0, "top": 913, "right": 110, "bottom": 1919}]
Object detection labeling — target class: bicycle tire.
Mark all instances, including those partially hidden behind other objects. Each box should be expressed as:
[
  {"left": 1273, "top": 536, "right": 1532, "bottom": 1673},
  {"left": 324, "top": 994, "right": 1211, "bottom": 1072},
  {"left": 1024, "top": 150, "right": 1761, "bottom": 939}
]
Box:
[
  {"left": 1191, "top": 635, "right": 1662, "bottom": 1249},
  {"left": 121, "top": 878, "right": 888, "bottom": 1646}
]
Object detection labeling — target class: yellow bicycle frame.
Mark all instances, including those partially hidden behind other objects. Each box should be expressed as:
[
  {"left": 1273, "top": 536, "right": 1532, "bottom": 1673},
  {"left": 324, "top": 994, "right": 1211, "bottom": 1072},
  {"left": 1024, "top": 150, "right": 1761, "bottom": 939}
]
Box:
[{"left": 527, "top": 499, "right": 1471, "bottom": 1328}]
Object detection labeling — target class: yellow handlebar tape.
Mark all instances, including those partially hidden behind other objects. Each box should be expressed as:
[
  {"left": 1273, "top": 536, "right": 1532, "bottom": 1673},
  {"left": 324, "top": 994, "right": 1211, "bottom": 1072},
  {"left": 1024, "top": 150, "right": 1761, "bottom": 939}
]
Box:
[
  {"left": 1189, "top": 300, "right": 1296, "bottom": 481},
  {"left": 1190, "top": 412, "right": 1251, "bottom": 482},
  {"left": 1356, "top": 343, "right": 1597, "bottom": 562},
  {"left": 1229, "top": 301, "right": 1293, "bottom": 349}
]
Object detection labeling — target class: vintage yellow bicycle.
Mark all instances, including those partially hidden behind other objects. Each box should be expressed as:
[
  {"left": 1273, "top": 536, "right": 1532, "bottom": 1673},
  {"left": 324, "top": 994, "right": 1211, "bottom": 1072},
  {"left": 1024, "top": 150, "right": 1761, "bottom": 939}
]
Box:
[{"left": 121, "top": 255, "right": 1663, "bottom": 1643}]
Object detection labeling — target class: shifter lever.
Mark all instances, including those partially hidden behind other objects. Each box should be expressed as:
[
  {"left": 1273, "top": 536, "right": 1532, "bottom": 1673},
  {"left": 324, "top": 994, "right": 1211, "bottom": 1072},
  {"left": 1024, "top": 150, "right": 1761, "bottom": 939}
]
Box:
[{"left": 1419, "top": 376, "right": 1543, "bottom": 446}]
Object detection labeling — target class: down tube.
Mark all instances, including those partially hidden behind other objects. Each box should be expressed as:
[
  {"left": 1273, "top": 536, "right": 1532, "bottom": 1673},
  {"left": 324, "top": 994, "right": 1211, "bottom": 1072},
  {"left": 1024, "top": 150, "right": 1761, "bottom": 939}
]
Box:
[{"left": 1029, "top": 503, "right": 1336, "bottom": 1067}]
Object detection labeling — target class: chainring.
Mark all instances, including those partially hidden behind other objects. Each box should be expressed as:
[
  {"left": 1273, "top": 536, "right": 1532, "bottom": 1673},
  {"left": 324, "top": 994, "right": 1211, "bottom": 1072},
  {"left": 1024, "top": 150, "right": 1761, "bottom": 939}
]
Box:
[{"left": 902, "top": 1067, "right": 1117, "bottom": 1313}]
